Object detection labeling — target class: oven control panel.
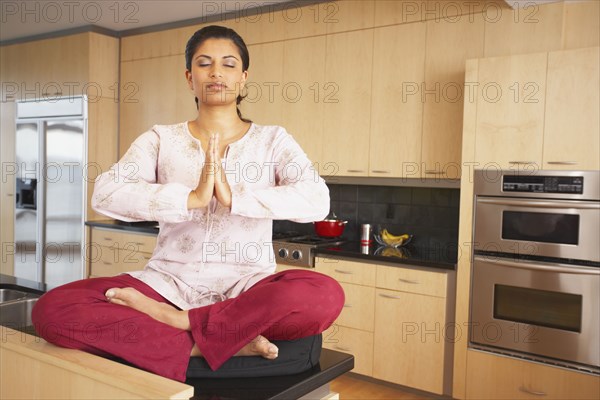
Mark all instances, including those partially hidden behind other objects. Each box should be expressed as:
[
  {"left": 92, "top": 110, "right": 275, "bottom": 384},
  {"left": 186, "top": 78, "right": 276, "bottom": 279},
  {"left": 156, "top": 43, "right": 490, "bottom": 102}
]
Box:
[{"left": 503, "top": 175, "right": 584, "bottom": 194}]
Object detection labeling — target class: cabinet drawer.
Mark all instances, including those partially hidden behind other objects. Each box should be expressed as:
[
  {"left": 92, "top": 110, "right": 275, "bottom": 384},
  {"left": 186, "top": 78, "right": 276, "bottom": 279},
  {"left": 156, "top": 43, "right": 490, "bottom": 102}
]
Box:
[
  {"left": 90, "top": 246, "right": 150, "bottom": 277},
  {"left": 315, "top": 257, "right": 376, "bottom": 286},
  {"left": 336, "top": 282, "right": 375, "bottom": 332},
  {"left": 376, "top": 265, "right": 447, "bottom": 297},
  {"left": 92, "top": 228, "right": 157, "bottom": 254},
  {"left": 323, "top": 324, "right": 373, "bottom": 377},
  {"left": 466, "top": 350, "right": 600, "bottom": 400}
]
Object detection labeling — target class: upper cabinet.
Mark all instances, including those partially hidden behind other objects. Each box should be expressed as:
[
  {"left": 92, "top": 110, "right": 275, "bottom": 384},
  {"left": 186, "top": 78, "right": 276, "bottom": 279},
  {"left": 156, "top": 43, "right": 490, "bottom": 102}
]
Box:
[
  {"left": 472, "top": 46, "right": 600, "bottom": 171},
  {"left": 322, "top": 29, "right": 373, "bottom": 177},
  {"left": 543, "top": 47, "right": 599, "bottom": 170},
  {"left": 474, "top": 52, "right": 548, "bottom": 169},
  {"left": 0, "top": 32, "right": 119, "bottom": 221}
]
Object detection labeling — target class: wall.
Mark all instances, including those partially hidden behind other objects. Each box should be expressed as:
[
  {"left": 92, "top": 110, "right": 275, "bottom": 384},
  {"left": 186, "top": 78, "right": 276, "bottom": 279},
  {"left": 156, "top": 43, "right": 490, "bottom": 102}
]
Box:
[{"left": 274, "top": 184, "right": 459, "bottom": 246}]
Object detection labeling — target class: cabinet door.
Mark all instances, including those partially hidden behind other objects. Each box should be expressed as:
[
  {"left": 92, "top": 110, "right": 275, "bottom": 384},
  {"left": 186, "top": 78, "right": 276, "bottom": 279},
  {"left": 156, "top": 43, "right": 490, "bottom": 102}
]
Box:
[
  {"left": 466, "top": 350, "right": 600, "bottom": 400},
  {"left": 369, "top": 23, "right": 425, "bottom": 178},
  {"left": 336, "top": 282, "right": 375, "bottom": 332},
  {"left": 239, "top": 42, "right": 285, "bottom": 127},
  {"left": 421, "top": 17, "right": 484, "bottom": 179},
  {"left": 474, "top": 52, "right": 547, "bottom": 170},
  {"left": 0, "top": 102, "right": 16, "bottom": 275},
  {"left": 119, "top": 56, "right": 197, "bottom": 156},
  {"left": 322, "top": 30, "right": 373, "bottom": 177},
  {"left": 281, "top": 36, "right": 326, "bottom": 173},
  {"left": 373, "top": 288, "right": 446, "bottom": 394},
  {"left": 323, "top": 324, "right": 374, "bottom": 377},
  {"left": 543, "top": 47, "right": 600, "bottom": 170}
]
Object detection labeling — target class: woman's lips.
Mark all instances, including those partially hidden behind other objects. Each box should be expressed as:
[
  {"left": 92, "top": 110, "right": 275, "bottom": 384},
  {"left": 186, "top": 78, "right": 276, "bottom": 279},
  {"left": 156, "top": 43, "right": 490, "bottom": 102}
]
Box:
[{"left": 206, "top": 83, "right": 227, "bottom": 91}]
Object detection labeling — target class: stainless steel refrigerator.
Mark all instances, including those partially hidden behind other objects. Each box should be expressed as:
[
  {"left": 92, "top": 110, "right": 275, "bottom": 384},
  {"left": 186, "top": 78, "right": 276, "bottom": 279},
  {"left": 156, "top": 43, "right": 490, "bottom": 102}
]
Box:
[{"left": 14, "top": 96, "right": 87, "bottom": 289}]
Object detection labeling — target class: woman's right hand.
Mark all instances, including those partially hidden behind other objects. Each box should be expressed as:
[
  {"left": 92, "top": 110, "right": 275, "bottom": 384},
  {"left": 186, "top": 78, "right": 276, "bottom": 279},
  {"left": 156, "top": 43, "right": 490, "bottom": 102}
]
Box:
[{"left": 187, "top": 133, "right": 218, "bottom": 209}]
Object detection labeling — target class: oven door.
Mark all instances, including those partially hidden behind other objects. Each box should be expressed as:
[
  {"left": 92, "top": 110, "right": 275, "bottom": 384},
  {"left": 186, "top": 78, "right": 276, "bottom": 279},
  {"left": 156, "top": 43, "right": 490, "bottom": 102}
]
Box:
[
  {"left": 470, "top": 255, "right": 600, "bottom": 369},
  {"left": 474, "top": 197, "right": 600, "bottom": 263}
]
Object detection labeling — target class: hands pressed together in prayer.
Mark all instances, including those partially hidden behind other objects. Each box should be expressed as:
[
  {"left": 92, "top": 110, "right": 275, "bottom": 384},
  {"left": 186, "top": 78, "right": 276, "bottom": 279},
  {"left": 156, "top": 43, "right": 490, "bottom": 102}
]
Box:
[{"left": 188, "top": 133, "right": 232, "bottom": 209}]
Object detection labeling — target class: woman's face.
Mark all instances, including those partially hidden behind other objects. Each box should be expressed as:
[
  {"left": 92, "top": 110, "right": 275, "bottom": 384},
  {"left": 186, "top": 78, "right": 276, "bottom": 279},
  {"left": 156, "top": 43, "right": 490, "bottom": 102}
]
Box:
[{"left": 186, "top": 38, "right": 248, "bottom": 106}]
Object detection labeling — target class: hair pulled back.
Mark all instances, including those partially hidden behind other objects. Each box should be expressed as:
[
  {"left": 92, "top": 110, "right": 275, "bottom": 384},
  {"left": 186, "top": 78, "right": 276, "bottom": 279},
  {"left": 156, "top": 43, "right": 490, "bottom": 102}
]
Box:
[{"left": 185, "top": 25, "right": 251, "bottom": 122}]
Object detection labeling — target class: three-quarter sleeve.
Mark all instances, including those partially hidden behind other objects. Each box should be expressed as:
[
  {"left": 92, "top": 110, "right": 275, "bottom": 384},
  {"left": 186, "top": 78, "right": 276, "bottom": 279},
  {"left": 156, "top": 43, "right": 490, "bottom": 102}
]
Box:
[
  {"left": 230, "top": 130, "right": 330, "bottom": 222},
  {"left": 92, "top": 128, "right": 194, "bottom": 223}
]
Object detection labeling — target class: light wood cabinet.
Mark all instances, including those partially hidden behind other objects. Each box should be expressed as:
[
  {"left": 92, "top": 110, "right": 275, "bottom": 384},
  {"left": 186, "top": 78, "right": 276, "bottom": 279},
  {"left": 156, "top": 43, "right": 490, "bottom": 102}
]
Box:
[
  {"left": 466, "top": 350, "right": 600, "bottom": 400},
  {"left": 0, "top": 102, "right": 16, "bottom": 276},
  {"left": 322, "top": 30, "right": 373, "bottom": 177},
  {"left": 369, "top": 23, "right": 426, "bottom": 178},
  {"left": 543, "top": 47, "right": 600, "bottom": 170},
  {"left": 316, "top": 257, "right": 376, "bottom": 377},
  {"left": 373, "top": 265, "right": 451, "bottom": 395},
  {"left": 316, "top": 256, "right": 454, "bottom": 395},
  {"left": 89, "top": 227, "right": 157, "bottom": 278},
  {"left": 474, "top": 52, "right": 548, "bottom": 170}
]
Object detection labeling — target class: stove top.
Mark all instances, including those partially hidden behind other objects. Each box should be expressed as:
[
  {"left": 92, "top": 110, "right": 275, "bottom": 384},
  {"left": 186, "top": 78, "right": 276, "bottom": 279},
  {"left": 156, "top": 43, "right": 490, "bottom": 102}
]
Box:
[{"left": 272, "top": 232, "right": 346, "bottom": 267}]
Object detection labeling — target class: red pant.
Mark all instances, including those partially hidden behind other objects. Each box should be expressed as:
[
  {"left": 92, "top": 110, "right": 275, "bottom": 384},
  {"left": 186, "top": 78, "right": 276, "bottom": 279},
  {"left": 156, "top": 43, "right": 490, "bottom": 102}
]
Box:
[{"left": 31, "top": 269, "right": 344, "bottom": 382}]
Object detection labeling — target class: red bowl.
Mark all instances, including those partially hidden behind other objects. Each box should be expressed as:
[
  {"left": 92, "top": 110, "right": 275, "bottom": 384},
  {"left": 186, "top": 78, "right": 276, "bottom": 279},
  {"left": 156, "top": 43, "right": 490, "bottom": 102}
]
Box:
[{"left": 314, "top": 220, "right": 347, "bottom": 237}]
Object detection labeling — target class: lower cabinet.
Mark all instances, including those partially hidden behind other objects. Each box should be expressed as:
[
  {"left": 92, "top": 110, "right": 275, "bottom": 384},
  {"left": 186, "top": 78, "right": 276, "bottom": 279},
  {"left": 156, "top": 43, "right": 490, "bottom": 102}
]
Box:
[
  {"left": 315, "top": 257, "right": 455, "bottom": 395},
  {"left": 88, "top": 227, "right": 157, "bottom": 278},
  {"left": 466, "top": 349, "right": 600, "bottom": 400}
]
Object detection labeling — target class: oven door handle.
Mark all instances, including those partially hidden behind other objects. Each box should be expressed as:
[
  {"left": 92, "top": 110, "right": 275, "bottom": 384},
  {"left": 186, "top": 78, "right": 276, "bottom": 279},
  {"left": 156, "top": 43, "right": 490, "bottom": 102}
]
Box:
[
  {"left": 477, "top": 198, "right": 600, "bottom": 210},
  {"left": 474, "top": 256, "right": 600, "bottom": 275}
]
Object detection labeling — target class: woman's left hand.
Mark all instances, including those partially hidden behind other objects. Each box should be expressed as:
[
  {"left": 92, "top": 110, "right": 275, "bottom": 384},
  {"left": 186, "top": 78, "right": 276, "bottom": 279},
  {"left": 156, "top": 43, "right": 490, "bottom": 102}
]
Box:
[{"left": 213, "top": 133, "right": 232, "bottom": 208}]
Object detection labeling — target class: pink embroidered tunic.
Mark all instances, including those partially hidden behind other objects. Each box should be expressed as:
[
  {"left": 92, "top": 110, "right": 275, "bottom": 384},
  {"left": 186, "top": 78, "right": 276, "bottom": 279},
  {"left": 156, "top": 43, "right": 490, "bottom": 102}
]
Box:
[{"left": 92, "top": 122, "right": 329, "bottom": 310}]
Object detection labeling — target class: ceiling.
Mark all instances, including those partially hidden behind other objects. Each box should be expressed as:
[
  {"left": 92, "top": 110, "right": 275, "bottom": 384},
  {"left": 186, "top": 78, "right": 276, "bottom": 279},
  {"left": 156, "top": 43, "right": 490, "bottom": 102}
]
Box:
[
  {"left": 0, "top": 0, "right": 290, "bottom": 44},
  {"left": 0, "top": 0, "right": 565, "bottom": 44}
]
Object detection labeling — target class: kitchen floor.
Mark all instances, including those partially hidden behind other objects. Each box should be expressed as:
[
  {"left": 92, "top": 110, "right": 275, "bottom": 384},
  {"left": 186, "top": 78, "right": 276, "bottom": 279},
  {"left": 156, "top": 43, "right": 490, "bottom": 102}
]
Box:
[{"left": 331, "top": 374, "right": 437, "bottom": 399}]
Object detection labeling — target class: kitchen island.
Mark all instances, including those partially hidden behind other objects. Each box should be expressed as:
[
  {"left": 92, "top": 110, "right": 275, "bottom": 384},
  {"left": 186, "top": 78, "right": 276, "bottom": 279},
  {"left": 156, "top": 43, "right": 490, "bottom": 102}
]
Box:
[{"left": 0, "top": 274, "right": 354, "bottom": 399}]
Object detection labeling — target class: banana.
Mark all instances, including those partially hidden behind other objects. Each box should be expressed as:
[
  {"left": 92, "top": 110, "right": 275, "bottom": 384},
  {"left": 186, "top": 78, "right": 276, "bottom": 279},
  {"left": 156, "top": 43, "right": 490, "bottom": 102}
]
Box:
[{"left": 381, "top": 229, "right": 410, "bottom": 244}]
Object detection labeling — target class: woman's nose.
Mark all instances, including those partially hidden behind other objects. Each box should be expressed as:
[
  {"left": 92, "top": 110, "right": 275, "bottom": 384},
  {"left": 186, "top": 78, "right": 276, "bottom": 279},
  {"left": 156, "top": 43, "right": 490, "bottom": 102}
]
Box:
[{"left": 210, "top": 66, "right": 223, "bottom": 78}]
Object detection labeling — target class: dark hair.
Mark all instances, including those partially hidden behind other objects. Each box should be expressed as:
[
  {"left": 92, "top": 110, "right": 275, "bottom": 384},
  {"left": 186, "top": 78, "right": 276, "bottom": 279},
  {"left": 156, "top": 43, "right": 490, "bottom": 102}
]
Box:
[{"left": 185, "top": 25, "right": 251, "bottom": 122}]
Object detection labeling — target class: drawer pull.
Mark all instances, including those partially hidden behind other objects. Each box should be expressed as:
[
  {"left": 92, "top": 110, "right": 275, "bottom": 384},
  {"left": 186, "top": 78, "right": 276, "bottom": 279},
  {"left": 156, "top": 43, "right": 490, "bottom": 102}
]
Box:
[
  {"left": 102, "top": 261, "right": 111, "bottom": 265},
  {"left": 547, "top": 161, "right": 578, "bottom": 165},
  {"left": 343, "top": 304, "right": 352, "bottom": 308},
  {"left": 346, "top": 169, "right": 365, "bottom": 173},
  {"left": 334, "top": 269, "right": 353, "bottom": 275},
  {"left": 398, "top": 278, "right": 419, "bottom": 284},
  {"left": 509, "top": 161, "right": 536, "bottom": 164},
  {"left": 371, "top": 170, "right": 390, "bottom": 173},
  {"left": 333, "top": 345, "right": 351, "bottom": 352},
  {"left": 379, "top": 293, "right": 401, "bottom": 300},
  {"left": 135, "top": 242, "right": 144, "bottom": 245},
  {"left": 519, "top": 386, "right": 547, "bottom": 397},
  {"left": 103, "top": 237, "right": 113, "bottom": 241},
  {"left": 425, "top": 170, "right": 444, "bottom": 174}
]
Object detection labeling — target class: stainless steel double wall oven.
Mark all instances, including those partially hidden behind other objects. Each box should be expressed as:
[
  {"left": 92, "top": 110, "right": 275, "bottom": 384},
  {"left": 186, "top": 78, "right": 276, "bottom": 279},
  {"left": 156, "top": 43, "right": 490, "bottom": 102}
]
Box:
[{"left": 470, "top": 170, "right": 600, "bottom": 374}]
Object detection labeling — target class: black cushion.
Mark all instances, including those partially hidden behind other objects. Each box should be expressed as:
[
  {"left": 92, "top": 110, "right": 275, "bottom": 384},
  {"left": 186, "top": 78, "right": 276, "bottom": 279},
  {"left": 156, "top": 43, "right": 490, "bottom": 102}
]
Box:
[{"left": 185, "top": 334, "right": 322, "bottom": 378}]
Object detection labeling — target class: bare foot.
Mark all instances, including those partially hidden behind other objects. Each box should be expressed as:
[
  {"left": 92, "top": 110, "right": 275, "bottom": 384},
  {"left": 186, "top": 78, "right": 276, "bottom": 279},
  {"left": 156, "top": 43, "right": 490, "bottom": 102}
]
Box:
[
  {"left": 235, "top": 335, "right": 279, "bottom": 360},
  {"left": 105, "top": 287, "right": 190, "bottom": 330}
]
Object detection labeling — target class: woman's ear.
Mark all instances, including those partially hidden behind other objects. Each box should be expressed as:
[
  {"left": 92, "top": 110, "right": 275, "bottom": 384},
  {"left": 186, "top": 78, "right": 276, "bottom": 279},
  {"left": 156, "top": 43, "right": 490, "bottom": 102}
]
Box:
[
  {"left": 240, "top": 70, "right": 248, "bottom": 90},
  {"left": 185, "top": 70, "right": 193, "bottom": 90}
]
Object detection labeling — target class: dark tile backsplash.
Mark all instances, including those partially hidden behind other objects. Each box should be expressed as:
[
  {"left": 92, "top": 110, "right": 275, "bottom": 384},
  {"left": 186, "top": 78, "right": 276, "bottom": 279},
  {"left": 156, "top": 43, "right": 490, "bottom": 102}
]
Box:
[{"left": 274, "top": 184, "right": 460, "bottom": 248}]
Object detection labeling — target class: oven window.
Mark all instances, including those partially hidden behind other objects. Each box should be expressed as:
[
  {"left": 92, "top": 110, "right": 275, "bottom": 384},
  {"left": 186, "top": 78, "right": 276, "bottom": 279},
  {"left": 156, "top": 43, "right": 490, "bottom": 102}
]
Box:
[
  {"left": 494, "top": 285, "right": 582, "bottom": 332},
  {"left": 502, "top": 211, "right": 579, "bottom": 245}
]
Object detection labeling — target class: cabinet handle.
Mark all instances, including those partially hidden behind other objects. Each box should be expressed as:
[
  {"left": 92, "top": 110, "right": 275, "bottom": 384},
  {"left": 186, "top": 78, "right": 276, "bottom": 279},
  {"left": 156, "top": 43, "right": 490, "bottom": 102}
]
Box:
[
  {"left": 509, "top": 161, "right": 536, "bottom": 164},
  {"left": 398, "top": 278, "right": 419, "bottom": 284},
  {"left": 42, "top": 92, "right": 63, "bottom": 96},
  {"left": 379, "top": 293, "right": 402, "bottom": 300},
  {"left": 103, "top": 237, "right": 113, "bottom": 241},
  {"left": 343, "top": 304, "right": 352, "bottom": 308},
  {"left": 334, "top": 269, "right": 353, "bottom": 275},
  {"left": 425, "top": 170, "right": 444, "bottom": 174},
  {"left": 102, "top": 261, "right": 111, "bottom": 265},
  {"left": 519, "top": 386, "right": 547, "bottom": 396},
  {"left": 547, "top": 161, "right": 578, "bottom": 165},
  {"left": 346, "top": 169, "right": 365, "bottom": 173},
  {"left": 371, "top": 170, "right": 391, "bottom": 173},
  {"left": 134, "top": 242, "right": 144, "bottom": 245},
  {"left": 333, "top": 345, "right": 351, "bottom": 352},
  {"left": 6, "top": 193, "right": 14, "bottom": 196}
]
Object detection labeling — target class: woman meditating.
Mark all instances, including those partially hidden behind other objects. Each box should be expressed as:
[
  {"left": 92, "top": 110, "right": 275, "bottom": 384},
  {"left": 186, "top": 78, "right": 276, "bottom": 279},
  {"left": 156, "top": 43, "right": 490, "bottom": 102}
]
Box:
[{"left": 32, "top": 25, "right": 344, "bottom": 382}]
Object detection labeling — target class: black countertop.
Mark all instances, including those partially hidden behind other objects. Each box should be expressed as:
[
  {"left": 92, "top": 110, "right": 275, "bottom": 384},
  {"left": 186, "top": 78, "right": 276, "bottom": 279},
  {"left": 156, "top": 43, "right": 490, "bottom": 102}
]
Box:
[
  {"left": 316, "top": 241, "right": 457, "bottom": 270},
  {"left": 187, "top": 350, "right": 354, "bottom": 400},
  {"left": 85, "top": 220, "right": 456, "bottom": 270},
  {"left": 86, "top": 219, "right": 159, "bottom": 235},
  {"left": 0, "top": 273, "right": 46, "bottom": 294}
]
